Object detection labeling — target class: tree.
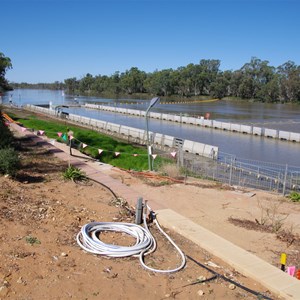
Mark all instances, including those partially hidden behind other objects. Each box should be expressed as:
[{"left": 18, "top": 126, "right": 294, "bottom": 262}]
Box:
[
  {"left": 277, "top": 61, "right": 300, "bottom": 102},
  {"left": 144, "top": 69, "right": 175, "bottom": 96},
  {"left": 238, "top": 57, "right": 276, "bottom": 100},
  {"left": 79, "top": 73, "right": 95, "bottom": 94},
  {"left": 210, "top": 71, "right": 231, "bottom": 99},
  {"left": 119, "top": 67, "right": 146, "bottom": 94},
  {"left": 197, "top": 59, "right": 221, "bottom": 95},
  {"left": 0, "top": 52, "right": 12, "bottom": 92},
  {"left": 64, "top": 77, "right": 79, "bottom": 94}
]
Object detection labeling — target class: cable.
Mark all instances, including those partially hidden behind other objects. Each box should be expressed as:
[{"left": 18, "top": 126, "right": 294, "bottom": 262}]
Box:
[
  {"left": 76, "top": 209, "right": 186, "bottom": 274},
  {"left": 139, "top": 212, "right": 186, "bottom": 274},
  {"left": 76, "top": 222, "right": 154, "bottom": 257},
  {"left": 187, "top": 255, "right": 273, "bottom": 300}
]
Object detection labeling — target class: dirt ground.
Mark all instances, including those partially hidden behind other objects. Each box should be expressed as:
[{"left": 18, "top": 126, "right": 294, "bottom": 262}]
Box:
[{"left": 1, "top": 108, "right": 299, "bottom": 299}]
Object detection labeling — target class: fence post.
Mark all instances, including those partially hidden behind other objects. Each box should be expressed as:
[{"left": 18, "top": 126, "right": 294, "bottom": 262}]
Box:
[
  {"left": 282, "top": 164, "right": 288, "bottom": 196},
  {"left": 229, "top": 157, "right": 233, "bottom": 186}
]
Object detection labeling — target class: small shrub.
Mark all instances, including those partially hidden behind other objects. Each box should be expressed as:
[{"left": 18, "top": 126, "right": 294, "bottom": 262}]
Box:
[
  {"left": 0, "top": 110, "right": 13, "bottom": 148},
  {"left": 159, "top": 163, "right": 181, "bottom": 179},
  {"left": 288, "top": 191, "right": 300, "bottom": 203},
  {"left": 0, "top": 147, "right": 20, "bottom": 176},
  {"left": 25, "top": 236, "right": 41, "bottom": 245},
  {"left": 63, "top": 165, "right": 86, "bottom": 181}
]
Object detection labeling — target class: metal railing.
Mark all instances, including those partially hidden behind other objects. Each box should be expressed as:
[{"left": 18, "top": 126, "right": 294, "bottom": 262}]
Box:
[{"left": 177, "top": 150, "right": 300, "bottom": 195}]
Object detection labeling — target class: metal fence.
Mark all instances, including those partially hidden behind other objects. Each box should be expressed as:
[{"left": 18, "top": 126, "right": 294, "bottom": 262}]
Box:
[{"left": 176, "top": 150, "right": 300, "bottom": 195}]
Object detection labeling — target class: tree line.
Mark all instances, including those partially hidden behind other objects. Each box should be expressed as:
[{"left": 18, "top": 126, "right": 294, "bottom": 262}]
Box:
[{"left": 10, "top": 57, "right": 300, "bottom": 103}]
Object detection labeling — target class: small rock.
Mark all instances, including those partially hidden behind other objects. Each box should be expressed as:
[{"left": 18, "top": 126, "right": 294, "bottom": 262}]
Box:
[
  {"left": 61, "top": 252, "right": 68, "bottom": 257},
  {"left": 164, "top": 294, "right": 170, "bottom": 298},
  {"left": 17, "top": 277, "right": 23, "bottom": 284},
  {"left": 228, "top": 284, "right": 236, "bottom": 290},
  {"left": 206, "top": 261, "right": 220, "bottom": 268},
  {"left": 0, "top": 285, "right": 9, "bottom": 297},
  {"left": 197, "top": 275, "right": 206, "bottom": 282},
  {"left": 197, "top": 289, "right": 205, "bottom": 296}
]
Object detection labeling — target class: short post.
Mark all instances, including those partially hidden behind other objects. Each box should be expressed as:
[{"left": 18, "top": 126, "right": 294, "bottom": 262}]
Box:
[{"left": 135, "top": 197, "right": 143, "bottom": 225}]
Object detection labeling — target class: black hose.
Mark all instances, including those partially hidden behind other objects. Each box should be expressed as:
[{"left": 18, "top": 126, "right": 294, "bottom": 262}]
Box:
[
  {"left": 187, "top": 255, "right": 273, "bottom": 300},
  {"left": 87, "top": 177, "right": 119, "bottom": 200}
]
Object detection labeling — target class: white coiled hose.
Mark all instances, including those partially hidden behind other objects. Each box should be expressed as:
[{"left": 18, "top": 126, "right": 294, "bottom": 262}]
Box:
[{"left": 76, "top": 212, "right": 186, "bottom": 274}]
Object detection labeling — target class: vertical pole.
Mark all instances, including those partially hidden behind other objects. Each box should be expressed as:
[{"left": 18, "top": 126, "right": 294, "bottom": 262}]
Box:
[
  {"left": 282, "top": 164, "right": 288, "bottom": 196},
  {"left": 135, "top": 197, "right": 143, "bottom": 225},
  {"left": 146, "top": 113, "right": 152, "bottom": 171},
  {"left": 229, "top": 157, "right": 233, "bottom": 185}
]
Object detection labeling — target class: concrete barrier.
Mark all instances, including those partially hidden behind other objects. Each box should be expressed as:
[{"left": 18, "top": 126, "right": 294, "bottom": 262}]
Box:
[
  {"left": 154, "top": 133, "right": 163, "bottom": 145},
  {"left": 90, "top": 119, "right": 98, "bottom": 127},
  {"left": 182, "top": 140, "right": 194, "bottom": 152},
  {"left": 221, "top": 122, "right": 231, "bottom": 131},
  {"left": 279, "top": 131, "right": 290, "bottom": 141},
  {"left": 231, "top": 123, "right": 241, "bottom": 132},
  {"left": 191, "top": 142, "right": 206, "bottom": 155},
  {"left": 241, "top": 125, "right": 252, "bottom": 134},
  {"left": 118, "top": 108, "right": 127, "bottom": 114},
  {"left": 120, "top": 125, "right": 146, "bottom": 141},
  {"left": 203, "top": 120, "right": 213, "bottom": 127},
  {"left": 154, "top": 133, "right": 174, "bottom": 147},
  {"left": 174, "top": 115, "right": 181, "bottom": 122},
  {"left": 80, "top": 104, "right": 300, "bottom": 144},
  {"left": 106, "top": 122, "right": 120, "bottom": 133},
  {"left": 265, "top": 128, "right": 278, "bottom": 138},
  {"left": 213, "top": 120, "right": 222, "bottom": 129},
  {"left": 24, "top": 104, "right": 219, "bottom": 159},
  {"left": 253, "top": 127, "right": 263, "bottom": 136},
  {"left": 290, "top": 132, "right": 300, "bottom": 142},
  {"left": 181, "top": 116, "right": 189, "bottom": 123},
  {"left": 162, "top": 113, "right": 169, "bottom": 121},
  {"left": 163, "top": 135, "right": 175, "bottom": 147},
  {"left": 195, "top": 118, "right": 204, "bottom": 126},
  {"left": 150, "top": 112, "right": 162, "bottom": 119},
  {"left": 182, "top": 140, "right": 217, "bottom": 158},
  {"left": 80, "top": 116, "right": 90, "bottom": 125},
  {"left": 96, "top": 120, "right": 107, "bottom": 129}
]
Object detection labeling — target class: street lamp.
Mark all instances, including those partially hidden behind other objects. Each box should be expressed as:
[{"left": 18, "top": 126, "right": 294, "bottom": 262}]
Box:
[{"left": 145, "top": 97, "right": 160, "bottom": 171}]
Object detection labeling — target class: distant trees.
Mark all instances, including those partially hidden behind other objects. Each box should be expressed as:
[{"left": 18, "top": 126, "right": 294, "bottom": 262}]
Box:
[
  {"left": 10, "top": 56, "right": 300, "bottom": 103},
  {"left": 0, "top": 52, "right": 12, "bottom": 92}
]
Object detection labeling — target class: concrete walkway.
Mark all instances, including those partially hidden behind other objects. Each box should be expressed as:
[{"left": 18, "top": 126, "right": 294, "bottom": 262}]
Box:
[{"left": 11, "top": 123, "right": 300, "bottom": 300}]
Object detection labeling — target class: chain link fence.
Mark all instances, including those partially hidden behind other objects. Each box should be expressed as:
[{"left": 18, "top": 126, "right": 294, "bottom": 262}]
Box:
[{"left": 175, "top": 149, "right": 300, "bottom": 195}]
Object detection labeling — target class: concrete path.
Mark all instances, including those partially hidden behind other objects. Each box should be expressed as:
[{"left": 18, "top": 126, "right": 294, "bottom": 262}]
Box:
[{"left": 11, "top": 123, "right": 300, "bottom": 300}]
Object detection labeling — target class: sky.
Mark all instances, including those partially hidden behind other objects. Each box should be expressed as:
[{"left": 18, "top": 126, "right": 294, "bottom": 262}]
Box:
[{"left": 1, "top": 0, "right": 300, "bottom": 83}]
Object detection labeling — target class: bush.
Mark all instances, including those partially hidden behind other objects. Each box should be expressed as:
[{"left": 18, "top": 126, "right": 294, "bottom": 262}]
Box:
[
  {"left": 63, "top": 165, "right": 86, "bottom": 181},
  {"left": 0, "top": 109, "right": 13, "bottom": 148},
  {"left": 158, "top": 163, "right": 182, "bottom": 179},
  {"left": 0, "top": 147, "right": 20, "bottom": 176},
  {"left": 288, "top": 191, "right": 300, "bottom": 202}
]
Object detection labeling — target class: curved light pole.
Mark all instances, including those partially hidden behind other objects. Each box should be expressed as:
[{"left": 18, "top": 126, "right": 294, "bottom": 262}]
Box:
[{"left": 145, "top": 97, "right": 160, "bottom": 171}]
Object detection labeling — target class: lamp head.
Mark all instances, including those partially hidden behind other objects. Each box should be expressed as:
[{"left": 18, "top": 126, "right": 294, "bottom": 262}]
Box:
[{"left": 149, "top": 97, "right": 160, "bottom": 108}]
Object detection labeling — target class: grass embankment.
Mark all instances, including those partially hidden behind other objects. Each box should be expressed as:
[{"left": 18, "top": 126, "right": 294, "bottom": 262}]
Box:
[{"left": 14, "top": 115, "right": 166, "bottom": 171}]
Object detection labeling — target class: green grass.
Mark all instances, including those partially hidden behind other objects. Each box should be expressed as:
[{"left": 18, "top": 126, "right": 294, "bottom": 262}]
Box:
[
  {"left": 14, "top": 115, "right": 167, "bottom": 171},
  {"left": 288, "top": 191, "right": 300, "bottom": 202}
]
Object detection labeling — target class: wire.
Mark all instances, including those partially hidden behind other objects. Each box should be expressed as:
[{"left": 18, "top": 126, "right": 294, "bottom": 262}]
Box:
[
  {"left": 76, "top": 222, "right": 154, "bottom": 257},
  {"left": 76, "top": 210, "right": 186, "bottom": 274},
  {"left": 187, "top": 255, "right": 273, "bottom": 300}
]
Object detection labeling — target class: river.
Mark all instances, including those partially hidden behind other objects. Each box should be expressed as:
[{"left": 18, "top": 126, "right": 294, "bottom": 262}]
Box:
[{"left": 3, "top": 89, "right": 300, "bottom": 167}]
